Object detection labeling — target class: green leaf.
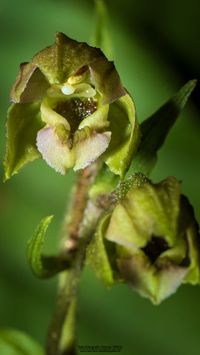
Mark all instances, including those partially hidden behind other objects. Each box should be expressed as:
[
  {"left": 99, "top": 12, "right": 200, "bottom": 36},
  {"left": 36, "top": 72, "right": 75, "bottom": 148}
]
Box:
[
  {"left": 131, "top": 79, "right": 197, "bottom": 176},
  {"left": 27, "top": 216, "right": 71, "bottom": 278},
  {"left": 86, "top": 213, "right": 114, "bottom": 286},
  {"left": 105, "top": 93, "right": 140, "bottom": 178},
  {"left": 92, "top": 0, "right": 114, "bottom": 60},
  {"left": 0, "top": 328, "right": 44, "bottom": 355},
  {"left": 4, "top": 102, "right": 43, "bottom": 181}
]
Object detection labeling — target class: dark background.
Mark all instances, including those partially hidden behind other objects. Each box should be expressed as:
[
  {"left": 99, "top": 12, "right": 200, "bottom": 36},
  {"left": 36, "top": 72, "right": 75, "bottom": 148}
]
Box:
[{"left": 0, "top": 0, "right": 200, "bottom": 354}]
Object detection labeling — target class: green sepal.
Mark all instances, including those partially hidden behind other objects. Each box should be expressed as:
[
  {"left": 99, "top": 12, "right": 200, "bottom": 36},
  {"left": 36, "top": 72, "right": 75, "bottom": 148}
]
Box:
[
  {"left": 105, "top": 93, "right": 140, "bottom": 178},
  {"left": 27, "top": 216, "right": 71, "bottom": 279},
  {"left": 113, "top": 172, "right": 148, "bottom": 201},
  {"left": 86, "top": 213, "right": 114, "bottom": 286},
  {"left": 4, "top": 102, "right": 44, "bottom": 181},
  {"left": 106, "top": 177, "right": 181, "bottom": 250},
  {"left": 10, "top": 62, "right": 50, "bottom": 103},
  {"left": 92, "top": 0, "right": 114, "bottom": 60},
  {"left": 131, "top": 79, "right": 197, "bottom": 176},
  {"left": 0, "top": 328, "right": 44, "bottom": 355},
  {"left": 32, "top": 32, "right": 103, "bottom": 84},
  {"left": 11, "top": 32, "right": 125, "bottom": 106}
]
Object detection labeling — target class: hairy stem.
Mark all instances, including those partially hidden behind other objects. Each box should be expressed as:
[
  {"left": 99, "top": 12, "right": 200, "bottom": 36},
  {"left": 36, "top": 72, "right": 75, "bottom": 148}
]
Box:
[{"left": 46, "top": 165, "right": 101, "bottom": 355}]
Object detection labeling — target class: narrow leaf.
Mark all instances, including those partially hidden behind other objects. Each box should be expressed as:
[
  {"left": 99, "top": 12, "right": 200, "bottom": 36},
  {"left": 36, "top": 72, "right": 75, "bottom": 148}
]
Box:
[
  {"left": 92, "top": 0, "right": 113, "bottom": 60},
  {"left": 131, "top": 79, "right": 197, "bottom": 176},
  {"left": 0, "top": 328, "right": 44, "bottom": 355},
  {"left": 27, "top": 216, "right": 71, "bottom": 278}
]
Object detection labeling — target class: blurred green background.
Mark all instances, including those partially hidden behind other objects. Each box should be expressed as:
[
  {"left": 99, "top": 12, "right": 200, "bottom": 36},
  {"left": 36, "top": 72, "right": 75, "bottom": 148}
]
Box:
[{"left": 0, "top": 0, "right": 200, "bottom": 354}]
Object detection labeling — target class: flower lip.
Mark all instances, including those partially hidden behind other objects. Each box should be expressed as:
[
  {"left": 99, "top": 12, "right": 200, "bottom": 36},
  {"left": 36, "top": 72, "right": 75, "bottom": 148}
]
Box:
[
  {"left": 54, "top": 97, "right": 98, "bottom": 135},
  {"left": 141, "top": 235, "right": 169, "bottom": 263}
]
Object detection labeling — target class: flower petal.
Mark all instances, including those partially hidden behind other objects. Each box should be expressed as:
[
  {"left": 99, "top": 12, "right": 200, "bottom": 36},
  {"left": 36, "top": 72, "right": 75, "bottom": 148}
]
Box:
[
  {"left": 89, "top": 57, "right": 126, "bottom": 105},
  {"left": 36, "top": 126, "right": 74, "bottom": 174},
  {"left": 74, "top": 131, "right": 111, "bottom": 171},
  {"left": 105, "top": 93, "right": 140, "bottom": 177},
  {"left": 118, "top": 255, "right": 188, "bottom": 304}
]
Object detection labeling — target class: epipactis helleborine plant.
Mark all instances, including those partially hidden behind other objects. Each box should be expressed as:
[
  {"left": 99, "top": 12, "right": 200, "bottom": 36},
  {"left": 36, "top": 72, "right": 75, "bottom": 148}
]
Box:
[{"left": 2, "top": 20, "right": 200, "bottom": 355}]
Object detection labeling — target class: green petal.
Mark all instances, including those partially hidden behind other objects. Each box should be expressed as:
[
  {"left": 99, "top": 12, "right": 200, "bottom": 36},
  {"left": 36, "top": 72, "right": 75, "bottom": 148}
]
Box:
[
  {"left": 40, "top": 96, "right": 70, "bottom": 129},
  {"left": 10, "top": 62, "right": 50, "bottom": 103},
  {"left": 0, "top": 328, "right": 43, "bottom": 355},
  {"left": 86, "top": 213, "right": 114, "bottom": 286},
  {"left": 78, "top": 102, "right": 109, "bottom": 131},
  {"left": 104, "top": 93, "right": 140, "bottom": 177},
  {"left": 122, "top": 177, "right": 181, "bottom": 246},
  {"left": 4, "top": 102, "right": 43, "bottom": 181},
  {"left": 105, "top": 177, "right": 182, "bottom": 253},
  {"left": 89, "top": 58, "right": 126, "bottom": 105},
  {"left": 33, "top": 32, "right": 104, "bottom": 84}
]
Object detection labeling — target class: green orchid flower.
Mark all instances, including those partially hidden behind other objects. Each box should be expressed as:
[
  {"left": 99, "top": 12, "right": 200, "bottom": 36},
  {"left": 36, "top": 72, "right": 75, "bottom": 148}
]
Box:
[
  {"left": 4, "top": 32, "right": 139, "bottom": 180},
  {"left": 87, "top": 177, "right": 200, "bottom": 304}
]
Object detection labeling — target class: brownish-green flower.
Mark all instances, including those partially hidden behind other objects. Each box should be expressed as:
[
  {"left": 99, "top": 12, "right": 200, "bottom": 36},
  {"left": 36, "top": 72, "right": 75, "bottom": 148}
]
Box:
[
  {"left": 87, "top": 177, "right": 200, "bottom": 304},
  {"left": 4, "top": 32, "right": 139, "bottom": 180}
]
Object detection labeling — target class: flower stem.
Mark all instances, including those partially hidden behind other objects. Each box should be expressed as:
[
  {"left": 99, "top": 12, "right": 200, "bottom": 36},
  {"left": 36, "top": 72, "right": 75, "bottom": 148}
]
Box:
[{"left": 46, "top": 165, "right": 101, "bottom": 355}]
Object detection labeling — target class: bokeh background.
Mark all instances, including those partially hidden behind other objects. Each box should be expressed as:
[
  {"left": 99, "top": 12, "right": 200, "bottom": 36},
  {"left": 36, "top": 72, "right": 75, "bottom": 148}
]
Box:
[{"left": 0, "top": 0, "right": 200, "bottom": 354}]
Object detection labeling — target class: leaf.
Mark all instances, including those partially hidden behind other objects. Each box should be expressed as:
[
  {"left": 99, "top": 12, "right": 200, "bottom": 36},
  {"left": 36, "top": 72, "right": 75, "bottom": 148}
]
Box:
[
  {"left": 27, "top": 216, "right": 71, "bottom": 278},
  {"left": 86, "top": 213, "right": 114, "bottom": 286},
  {"left": 105, "top": 93, "right": 140, "bottom": 178},
  {"left": 4, "top": 102, "right": 44, "bottom": 181},
  {"left": 131, "top": 79, "right": 197, "bottom": 176},
  {"left": 92, "top": 0, "right": 114, "bottom": 60},
  {"left": 0, "top": 328, "right": 44, "bottom": 355}
]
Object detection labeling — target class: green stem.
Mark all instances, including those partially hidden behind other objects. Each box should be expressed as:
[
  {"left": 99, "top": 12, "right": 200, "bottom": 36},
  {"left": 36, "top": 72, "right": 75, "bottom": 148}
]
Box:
[{"left": 46, "top": 165, "right": 101, "bottom": 355}]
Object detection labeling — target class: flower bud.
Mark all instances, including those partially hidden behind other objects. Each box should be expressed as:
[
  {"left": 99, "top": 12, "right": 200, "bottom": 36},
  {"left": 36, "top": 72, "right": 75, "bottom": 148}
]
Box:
[
  {"left": 4, "top": 33, "right": 140, "bottom": 180},
  {"left": 88, "top": 177, "right": 200, "bottom": 304}
]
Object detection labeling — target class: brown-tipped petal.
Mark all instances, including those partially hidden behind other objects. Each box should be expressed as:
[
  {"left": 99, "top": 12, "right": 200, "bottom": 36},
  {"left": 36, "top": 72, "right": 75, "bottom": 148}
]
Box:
[{"left": 118, "top": 255, "right": 188, "bottom": 304}]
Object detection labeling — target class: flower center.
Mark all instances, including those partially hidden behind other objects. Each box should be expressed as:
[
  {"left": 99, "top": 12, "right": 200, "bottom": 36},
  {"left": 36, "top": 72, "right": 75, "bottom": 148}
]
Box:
[
  {"left": 55, "top": 97, "right": 98, "bottom": 134},
  {"left": 142, "top": 236, "right": 169, "bottom": 263}
]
